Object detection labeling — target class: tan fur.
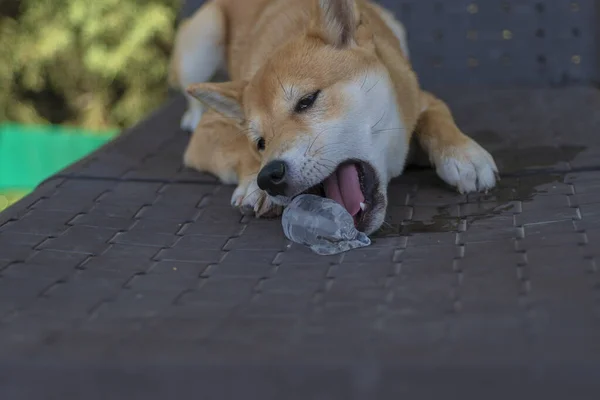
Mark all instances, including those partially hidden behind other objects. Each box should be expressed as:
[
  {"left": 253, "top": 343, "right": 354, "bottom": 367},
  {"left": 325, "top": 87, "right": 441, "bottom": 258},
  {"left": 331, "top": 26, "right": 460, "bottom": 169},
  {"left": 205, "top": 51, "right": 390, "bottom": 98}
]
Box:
[
  {"left": 183, "top": 109, "right": 258, "bottom": 184},
  {"left": 186, "top": 0, "right": 424, "bottom": 144},
  {"left": 173, "top": 0, "right": 498, "bottom": 232},
  {"left": 183, "top": 107, "right": 282, "bottom": 216}
]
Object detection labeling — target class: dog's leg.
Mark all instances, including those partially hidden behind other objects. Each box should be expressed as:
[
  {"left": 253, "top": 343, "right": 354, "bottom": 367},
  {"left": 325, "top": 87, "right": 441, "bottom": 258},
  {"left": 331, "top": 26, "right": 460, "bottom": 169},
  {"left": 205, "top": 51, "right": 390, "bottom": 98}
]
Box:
[
  {"left": 233, "top": 175, "right": 283, "bottom": 218},
  {"left": 232, "top": 151, "right": 282, "bottom": 218},
  {"left": 170, "top": 1, "right": 226, "bottom": 131},
  {"left": 414, "top": 91, "right": 498, "bottom": 193},
  {"left": 183, "top": 110, "right": 282, "bottom": 218}
]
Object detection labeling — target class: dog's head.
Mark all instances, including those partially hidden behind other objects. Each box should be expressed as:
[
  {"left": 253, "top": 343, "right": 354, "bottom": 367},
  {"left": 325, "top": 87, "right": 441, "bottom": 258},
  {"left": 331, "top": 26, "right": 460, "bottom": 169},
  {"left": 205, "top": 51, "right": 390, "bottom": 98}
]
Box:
[{"left": 188, "top": 0, "right": 420, "bottom": 234}]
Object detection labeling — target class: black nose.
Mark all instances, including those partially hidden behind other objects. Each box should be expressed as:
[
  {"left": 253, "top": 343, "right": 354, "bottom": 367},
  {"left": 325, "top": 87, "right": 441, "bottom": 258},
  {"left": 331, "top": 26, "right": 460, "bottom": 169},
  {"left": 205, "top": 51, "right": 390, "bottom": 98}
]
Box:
[{"left": 257, "top": 160, "right": 288, "bottom": 196}]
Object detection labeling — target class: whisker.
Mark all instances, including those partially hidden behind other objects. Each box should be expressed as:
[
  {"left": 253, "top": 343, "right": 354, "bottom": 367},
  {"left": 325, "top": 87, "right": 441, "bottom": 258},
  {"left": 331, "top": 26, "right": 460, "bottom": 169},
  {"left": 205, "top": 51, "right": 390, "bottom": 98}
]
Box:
[
  {"left": 314, "top": 163, "right": 337, "bottom": 173},
  {"left": 314, "top": 157, "right": 339, "bottom": 169},
  {"left": 359, "top": 70, "right": 369, "bottom": 90},
  {"left": 372, "top": 127, "right": 407, "bottom": 135},
  {"left": 305, "top": 125, "right": 343, "bottom": 156},
  {"left": 274, "top": 69, "right": 290, "bottom": 100},
  {"left": 371, "top": 110, "right": 387, "bottom": 131},
  {"left": 312, "top": 144, "right": 350, "bottom": 158},
  {"left": 380, "top": 220, "right": 395, "bottom": 230},
  {"left": 242, "top": 187, "right": 263, "bottom": 206},
  {"left": 365, "top": 78, "right": 381, "bottom": 94},
  {"left": 310, "top": 139, "right": 352, "bottom": 156},
  {"left": 315, "top": 158, "right": 338, "bottom": 167}
]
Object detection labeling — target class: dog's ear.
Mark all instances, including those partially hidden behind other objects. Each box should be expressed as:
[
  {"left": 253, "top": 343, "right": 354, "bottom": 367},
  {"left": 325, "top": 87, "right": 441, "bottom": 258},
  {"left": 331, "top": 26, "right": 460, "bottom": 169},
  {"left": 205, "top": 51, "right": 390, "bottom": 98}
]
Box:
[
  {"left": 316, "top": 0, "right": 359, "bottom": 48},
  {"left": 186, "top": 80, "right": 247, "bottom": 123}
]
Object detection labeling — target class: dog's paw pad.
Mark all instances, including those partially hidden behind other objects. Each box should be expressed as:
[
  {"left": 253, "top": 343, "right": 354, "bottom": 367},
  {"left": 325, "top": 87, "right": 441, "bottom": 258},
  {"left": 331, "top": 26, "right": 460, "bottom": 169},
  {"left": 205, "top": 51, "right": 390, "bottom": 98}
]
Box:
[{"left": 436, "top": 140, "right": 498, "bottom": 194}]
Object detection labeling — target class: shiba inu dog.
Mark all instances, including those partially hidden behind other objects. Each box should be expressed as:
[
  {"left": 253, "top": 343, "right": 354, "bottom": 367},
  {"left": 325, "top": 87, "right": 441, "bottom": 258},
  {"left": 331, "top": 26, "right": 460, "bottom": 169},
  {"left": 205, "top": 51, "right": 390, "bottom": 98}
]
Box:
[{"left": 170, "top": 0, "right": 498, "bottom": 234}]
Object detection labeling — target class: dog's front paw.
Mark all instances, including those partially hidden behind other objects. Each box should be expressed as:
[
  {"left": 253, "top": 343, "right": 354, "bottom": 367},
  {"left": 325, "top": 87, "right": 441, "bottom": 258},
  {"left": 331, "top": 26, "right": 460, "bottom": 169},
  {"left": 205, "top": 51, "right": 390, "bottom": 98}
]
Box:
[
  {"left": 231, "top": 180, "right": 283, "bottom": 218},
  {"left": 435, "top": 138, "right": 498, "bottom": 193}
]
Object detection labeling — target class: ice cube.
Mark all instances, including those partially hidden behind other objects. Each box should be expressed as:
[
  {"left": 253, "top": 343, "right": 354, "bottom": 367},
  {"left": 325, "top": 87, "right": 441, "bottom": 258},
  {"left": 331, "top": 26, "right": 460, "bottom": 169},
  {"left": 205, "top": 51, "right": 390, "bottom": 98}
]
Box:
[{"left": 281, "top": 194, "right": 371, "bottom": 256}]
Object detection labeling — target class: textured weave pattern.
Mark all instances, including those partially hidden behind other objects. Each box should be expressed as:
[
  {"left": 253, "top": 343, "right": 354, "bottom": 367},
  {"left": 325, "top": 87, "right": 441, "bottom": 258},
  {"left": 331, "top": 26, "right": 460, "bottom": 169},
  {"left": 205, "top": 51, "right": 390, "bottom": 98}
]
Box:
[
  {"left": 2, "top": 0, "right": 600, "bottom": 396},
  {"left": 1, "top": 89, "right": 600, "bottom": 397}
]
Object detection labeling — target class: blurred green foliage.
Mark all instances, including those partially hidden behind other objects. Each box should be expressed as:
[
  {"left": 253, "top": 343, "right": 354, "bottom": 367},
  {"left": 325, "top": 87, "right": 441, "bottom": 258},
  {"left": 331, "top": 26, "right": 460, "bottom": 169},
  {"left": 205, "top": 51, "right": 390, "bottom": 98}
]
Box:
[{"left": 0, "top": 0, "right": 181, "bottom": 130}]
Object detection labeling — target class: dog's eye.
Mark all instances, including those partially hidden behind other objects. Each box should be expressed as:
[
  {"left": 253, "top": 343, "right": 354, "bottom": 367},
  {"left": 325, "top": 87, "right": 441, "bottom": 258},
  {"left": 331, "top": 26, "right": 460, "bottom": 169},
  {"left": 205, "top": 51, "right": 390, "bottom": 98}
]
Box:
[
  {"left": 294, "top": 90, "right": 321, "bottom": 113},
  {"left": 256, "top": 137, "right": 266, "bottom": 151}
]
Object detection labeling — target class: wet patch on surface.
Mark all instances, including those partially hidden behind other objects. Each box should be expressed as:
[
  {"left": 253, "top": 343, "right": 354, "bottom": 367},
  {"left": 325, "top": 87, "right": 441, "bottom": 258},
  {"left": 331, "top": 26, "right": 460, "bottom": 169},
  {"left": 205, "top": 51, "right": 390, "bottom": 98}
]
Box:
[{"left": 374, "top": 136, "right": 587, "bottom": 238}]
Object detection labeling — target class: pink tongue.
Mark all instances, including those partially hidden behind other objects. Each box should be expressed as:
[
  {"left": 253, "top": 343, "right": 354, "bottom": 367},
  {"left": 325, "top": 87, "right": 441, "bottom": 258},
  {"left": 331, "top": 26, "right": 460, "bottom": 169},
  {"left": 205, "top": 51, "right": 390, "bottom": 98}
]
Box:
[{"left": 324, "top": 164, "right": 365, "bottom": 216}]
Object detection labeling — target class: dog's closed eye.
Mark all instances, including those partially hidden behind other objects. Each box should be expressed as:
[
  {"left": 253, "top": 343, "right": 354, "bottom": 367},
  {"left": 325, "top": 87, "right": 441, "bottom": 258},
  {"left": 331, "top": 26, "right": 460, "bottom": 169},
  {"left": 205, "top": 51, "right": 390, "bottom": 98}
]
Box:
[
  {"left": 294, "top": 90, "right": 321, "bottom": 113},
  {"left": 256, "top": 137, "right": 266, "bottom": 151}
]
